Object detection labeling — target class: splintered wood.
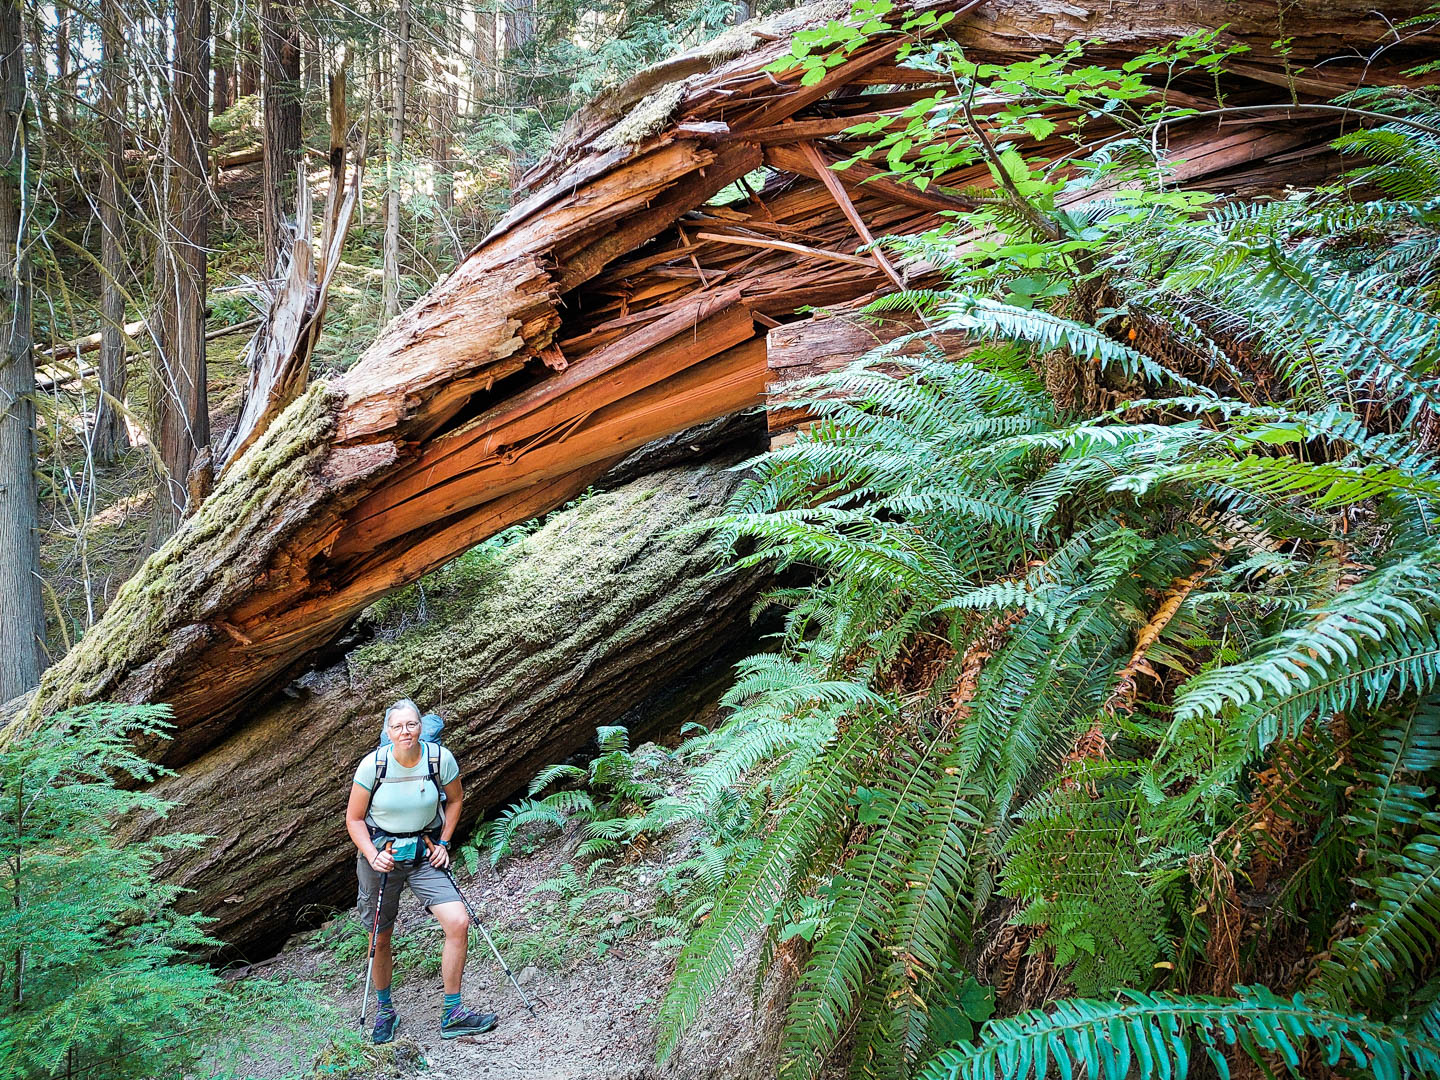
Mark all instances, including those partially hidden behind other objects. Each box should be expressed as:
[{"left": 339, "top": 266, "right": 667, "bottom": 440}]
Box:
[{"left": 17, "top": 0, "right": 1437, "bottom": 762}]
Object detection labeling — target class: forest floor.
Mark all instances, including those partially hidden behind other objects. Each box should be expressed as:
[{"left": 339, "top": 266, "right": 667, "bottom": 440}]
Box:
[{"left": 236, "top": 747, "right": 783, "bottom": 1080}]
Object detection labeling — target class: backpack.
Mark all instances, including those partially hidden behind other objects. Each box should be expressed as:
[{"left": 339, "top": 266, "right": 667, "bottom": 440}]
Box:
[{"left": 363, "top": 712, "right": 448, "bottom": 859}]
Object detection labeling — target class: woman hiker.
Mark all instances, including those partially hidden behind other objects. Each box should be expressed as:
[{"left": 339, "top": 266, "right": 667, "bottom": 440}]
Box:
[{"left": 345, "top": 698, "right": 498, "bottom": 1044}]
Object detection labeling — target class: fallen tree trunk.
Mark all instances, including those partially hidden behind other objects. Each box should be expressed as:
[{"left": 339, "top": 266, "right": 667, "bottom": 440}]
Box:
[
  {"left": 766, "top": 309, "right": 971, "bottom": 445},
  {"left": 10, "top": 0, "right": 1434, "bottom": 777},
  {"left": 128, "top": 444, "right": 767, "bottom": 953}
]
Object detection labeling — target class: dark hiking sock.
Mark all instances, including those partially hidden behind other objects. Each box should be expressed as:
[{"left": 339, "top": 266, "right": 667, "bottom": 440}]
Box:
[
  {"left": 377, "top": 986, "right": 393, "bottom": 1008},
  {"left": 442, "top": 992, "right": 461, "bottom": 1015}
]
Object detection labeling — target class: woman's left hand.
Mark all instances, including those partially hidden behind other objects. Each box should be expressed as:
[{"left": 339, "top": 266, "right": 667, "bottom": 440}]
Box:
[{"left": 428, "top": 840, "right": 451, "bottom": 870}]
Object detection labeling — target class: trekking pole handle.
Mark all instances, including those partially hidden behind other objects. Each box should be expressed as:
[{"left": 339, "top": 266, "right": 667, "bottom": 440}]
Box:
[
  {"left": 423, "top": 835, "right": 446, "bottom": 865},
  {"left": 369, "top": 839, "right": 397, "bottom": 872}
]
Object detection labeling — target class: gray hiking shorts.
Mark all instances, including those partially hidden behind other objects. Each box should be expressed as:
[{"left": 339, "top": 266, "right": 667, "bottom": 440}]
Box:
[{"left": 355, "top": 854, "right": 464, "bottom": 934}]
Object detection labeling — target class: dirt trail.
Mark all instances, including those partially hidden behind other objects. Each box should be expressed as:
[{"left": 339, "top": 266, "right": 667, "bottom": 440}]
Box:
[{"left": 257, "top": 794, "right": 780, "bottom": 1080}]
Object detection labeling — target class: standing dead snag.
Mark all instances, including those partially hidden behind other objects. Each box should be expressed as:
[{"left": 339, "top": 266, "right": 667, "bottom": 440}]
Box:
[{"left": 222, "top": 155, "right": 364, "bottom": 470}]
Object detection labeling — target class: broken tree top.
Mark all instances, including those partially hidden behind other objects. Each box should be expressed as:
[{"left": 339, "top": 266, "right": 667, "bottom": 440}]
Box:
[{"left": 12, "top": 0, "right": 1435, "bottom": 765}]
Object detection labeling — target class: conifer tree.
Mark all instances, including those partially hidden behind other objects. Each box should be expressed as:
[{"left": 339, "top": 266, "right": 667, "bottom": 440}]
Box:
[
  {"left": 0, "top": 0, "right": 43, "bottom": 697},
  {"left": 261, "top": 0, "right": 303, "bottom": 280},
  {"left": 93, "top": 1, "right": 130, "bottom": 463},
  {"left": 150, "top": 0, "right": 213, "bottom": 537}
]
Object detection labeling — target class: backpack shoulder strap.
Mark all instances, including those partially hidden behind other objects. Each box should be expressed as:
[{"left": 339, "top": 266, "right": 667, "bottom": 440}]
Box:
[
  {"left": 426, "top": 742, "right": 446, "bottom": 832},
  {"left": 362, "top": 747, "right": 389, "bottom": 827}
]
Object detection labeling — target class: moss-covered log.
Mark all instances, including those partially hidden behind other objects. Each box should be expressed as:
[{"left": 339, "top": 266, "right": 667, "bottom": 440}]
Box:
[{"left": 133, "top": 452, "right": 765, "bottom": 954}]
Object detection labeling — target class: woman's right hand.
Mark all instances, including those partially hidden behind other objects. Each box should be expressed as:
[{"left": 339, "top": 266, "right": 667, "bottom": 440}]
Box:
[{"left": 369, "top": 846, "right": 395, "bottom": 872}]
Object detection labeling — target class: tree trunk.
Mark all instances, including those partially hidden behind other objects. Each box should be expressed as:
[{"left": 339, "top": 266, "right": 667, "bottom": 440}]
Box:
[
  {"left": 10, "top": 0, "right": 1432, "bottom": 770},
  {"left": 302, "top": 12, "right": 321, "bottom": 92},
  {"left": 127, "top": 443, "right": 766, "bottom": 952},
  {"left": 430, "top": 26, "right": 456, "bottom": 261},
  {"left": 0, "top": 0, "right": 43, "bottom": 699},
  {"left": 382, "top": 0, "right": 410, "bottom": 319},
  {"left": 238, "top": 26, "right": 259, "bottom": 97},
  {"left": 504, "top": 0, "right": 535, "bottom": 63},
  {"left": 94, "top": 6, "right": 130, "bottom": 463},
  {"left": 150, "top": 0, "right": 212, "bottom": 538},
  {"left": 261, "top": 0, "right": 303, "bottom": 280},
  {"left": 471, "top": 1, "right": 495, "bottom": 110},
  {"left": 213, "top": 36, "right": 233, "bottom": 117},
  {"left": 54, "top": 2, "right": 73, "bottom": 128},
  {"left": 764, "top": 308, "right": 970, "bottom": 447},
  {"left": 503, "top": 0, "right": 535, "bottom": 187}
]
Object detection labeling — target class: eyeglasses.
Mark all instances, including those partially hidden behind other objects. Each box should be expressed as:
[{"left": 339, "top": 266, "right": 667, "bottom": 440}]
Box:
[{"left": 390, "top": 720, "right": 422, "bottom": 732}]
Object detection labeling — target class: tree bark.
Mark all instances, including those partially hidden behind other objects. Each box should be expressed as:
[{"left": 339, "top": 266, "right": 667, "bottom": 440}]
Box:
[
  {"left": 213, "top": 36, "right": 233, "bottom": 117},
  {"left": 150, "top": 0, "right": 213, "bottom": 538},
  {"left": 261, "top": 0, "right": 303, "bottom": 280},
  {"left": 764, "top": 308, "right": 973, "bottom": 446},
  {"left": 504, "top": 0, "right": 535, "bottom": 65},
  {"left": 238, "top": 26, "right": 259, "bottom": 97},
  {"left": 382, "top": 0, "right": 410, "bottom": 319},
  {"left": 94, "top": 6, "right": 130, "bottom": 463},
  {"left": 54, "top": 2, "right": 73, "bottom": 128},
  {"left": 471, "top": 0, "right": 495, "bottom": 110},
  {"left": 431, "top": 23, "right": 457, "bottom": 261},
  {"left": 503, "top": 0, "right": 535, "bottom": 186},
  {"left": 130, "top": 449, "right": 767, "bottom": 952},
  {"left": 0, "top": 0, "right": 43, "bottom": 699}
]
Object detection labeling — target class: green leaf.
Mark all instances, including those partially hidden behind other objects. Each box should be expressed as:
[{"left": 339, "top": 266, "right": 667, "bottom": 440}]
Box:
[{"left": 1022, "top": 116, "right": 1059, "bottom": 142}]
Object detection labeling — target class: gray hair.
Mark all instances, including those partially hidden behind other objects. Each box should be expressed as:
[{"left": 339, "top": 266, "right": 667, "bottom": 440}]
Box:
[{"left": 384, "top": 698, "right": 422, "bottom": 728}]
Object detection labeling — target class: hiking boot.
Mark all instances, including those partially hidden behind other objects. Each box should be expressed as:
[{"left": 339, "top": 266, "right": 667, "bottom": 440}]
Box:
[
  {"left": 440, "top": 1004, "right": 498, "bottom": 1039},
  {"left": 372, "top": 1004, "right": 400, "bottom": 1044}
]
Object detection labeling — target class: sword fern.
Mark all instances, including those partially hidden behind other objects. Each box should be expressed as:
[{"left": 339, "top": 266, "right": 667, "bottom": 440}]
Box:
[{"left": 649, "top": 45, "right": 1440, "bottom": 1080}]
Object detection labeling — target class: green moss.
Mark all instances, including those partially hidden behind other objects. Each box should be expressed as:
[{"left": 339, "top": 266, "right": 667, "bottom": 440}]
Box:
[
  {"left": 349, "top": 465, "right": 736, "bottom": 693},
  {"left": 594, "top": 82, "right": 688, "bottom": 153}
]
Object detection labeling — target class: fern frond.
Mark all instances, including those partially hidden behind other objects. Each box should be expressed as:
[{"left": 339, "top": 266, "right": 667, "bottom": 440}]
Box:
[
  {"left": 781, "top": 730, "right": 961, "bottom": 1078},
  {"left": 1315, "top": 818, "right": 1440, "bottom": 1006},
  {"left": 918, "top": 986, "right": 1440, "bottom": 1080},
  {"left": 1173, "top": 543, "right": 1440, "bottom": 738},
  {"left": 932, "top": 296, "right": 1203, "bottom": 392},
  {"left": 528, "top": 763, "right": 587, "bottom": 796},
  {"left": 657, "top": 712, "right": 884, "bottom": 1060}
]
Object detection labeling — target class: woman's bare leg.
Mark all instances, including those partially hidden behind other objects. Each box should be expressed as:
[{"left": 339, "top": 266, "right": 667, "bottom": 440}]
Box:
[
  {"left": 370, "top": 928, "right": 394, "bottom": 995},
  {"left": 434, "top": 901, "right": 470, "bottom": 995}
]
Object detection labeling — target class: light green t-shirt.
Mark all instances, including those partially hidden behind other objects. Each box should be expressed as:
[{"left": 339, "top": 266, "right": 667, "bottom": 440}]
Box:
[{"left": 353, "top": 742, "right": 459, "bottom": 835}]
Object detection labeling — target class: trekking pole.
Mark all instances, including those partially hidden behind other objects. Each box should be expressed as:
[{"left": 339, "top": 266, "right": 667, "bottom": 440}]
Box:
[
  {"left": 428, "top": 840, "right": 538, "bottom": 1018},
  {"left": 360, "top": 842, "right": 394, "bottom": 1029}
]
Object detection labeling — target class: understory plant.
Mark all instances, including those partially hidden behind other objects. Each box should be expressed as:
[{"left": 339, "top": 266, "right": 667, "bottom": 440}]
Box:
[
  {"left": 479, "top": 725, "right": 670, "bottom": 867},
  {"left": 648, "top": 20, "right": 1440, "bottom": 1080},
  {"left": 479, "top": 725, "right": 759, "bottom": 953},
  {"left": 0, "top": 703, "right": 308, "bottom": 1079}
]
